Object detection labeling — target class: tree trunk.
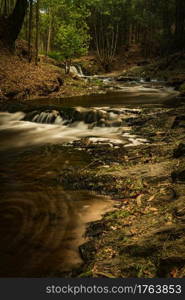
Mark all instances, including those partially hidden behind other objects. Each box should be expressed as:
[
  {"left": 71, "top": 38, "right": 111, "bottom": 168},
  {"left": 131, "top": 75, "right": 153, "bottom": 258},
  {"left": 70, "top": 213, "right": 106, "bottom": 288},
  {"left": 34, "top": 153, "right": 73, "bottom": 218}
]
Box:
[
  {"left": 46, "top": 8, "right": 52, "bottom": 55},
  {"left": 35, "top": 0, "right": 40, "bottom": 65},
  {"left": 175, "top": 0, "right": 185, "bottom": 50},
  {"left": 4, "top": 0, "right": 8, "bottom": 16},
  {"left": 28, "top": 0, "right": 33, "bottom": 62},
  {"left": 0, "top": 0, "right": 28, "bottom": 49}
]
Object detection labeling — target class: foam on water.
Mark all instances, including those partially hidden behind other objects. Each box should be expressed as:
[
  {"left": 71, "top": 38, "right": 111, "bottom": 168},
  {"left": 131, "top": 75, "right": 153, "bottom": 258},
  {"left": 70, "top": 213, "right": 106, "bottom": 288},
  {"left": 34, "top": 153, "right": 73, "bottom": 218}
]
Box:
[{"left": 0, "top": 108, "right": 148, "bottom": 150}]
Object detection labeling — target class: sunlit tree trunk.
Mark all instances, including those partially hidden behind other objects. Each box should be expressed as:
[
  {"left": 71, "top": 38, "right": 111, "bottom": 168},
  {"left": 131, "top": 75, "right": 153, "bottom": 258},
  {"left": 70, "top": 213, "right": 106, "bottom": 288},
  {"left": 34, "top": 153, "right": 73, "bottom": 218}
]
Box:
[{"left": 46, "top": 7, "right": 52, "bottom": 55}]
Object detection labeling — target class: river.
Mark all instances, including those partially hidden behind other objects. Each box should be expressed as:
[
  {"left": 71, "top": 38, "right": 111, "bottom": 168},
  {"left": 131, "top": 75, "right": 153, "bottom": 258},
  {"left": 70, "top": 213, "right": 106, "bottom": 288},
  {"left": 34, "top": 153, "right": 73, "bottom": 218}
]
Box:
[{"left": 0, "top": 81, "right": 179, "bottom": 277}]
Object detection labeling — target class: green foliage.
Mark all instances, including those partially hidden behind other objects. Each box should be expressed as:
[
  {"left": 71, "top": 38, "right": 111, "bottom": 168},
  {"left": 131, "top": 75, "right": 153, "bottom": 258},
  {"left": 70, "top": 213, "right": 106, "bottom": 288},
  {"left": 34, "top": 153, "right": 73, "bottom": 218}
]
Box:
[
  {"left": 55, "top": 24, "right": 90, "bottom": 60},
  {"left": 38, "top": 0, "right": 90, "bottom": 60},
  {"left": 15, "top": 0, "right": 185, "bottom": 64},
  {"left": 48, "top": 51, "right": 63, "bottom": 61}
]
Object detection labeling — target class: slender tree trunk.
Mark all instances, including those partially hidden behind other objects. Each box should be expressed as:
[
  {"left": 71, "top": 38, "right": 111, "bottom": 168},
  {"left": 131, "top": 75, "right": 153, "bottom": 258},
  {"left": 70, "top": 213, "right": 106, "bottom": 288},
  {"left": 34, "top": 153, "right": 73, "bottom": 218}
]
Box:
[
  {"left": 28, "top": 0, "right": 33, "bottom": 62},
  {"left": 35, "top": 0, "right": 40, "bottom": 65},
  {"left": 4, "top": 0, "right": 8, "bottom": 16},
  {"left": 46, "top": 8, "right": 52, "bottom": 55},
  {"left": 24, "top": 7, "right": 29, "bottom": 41},
  {"left": 0, "top": 1, "right": 4, "bottom": 15}
]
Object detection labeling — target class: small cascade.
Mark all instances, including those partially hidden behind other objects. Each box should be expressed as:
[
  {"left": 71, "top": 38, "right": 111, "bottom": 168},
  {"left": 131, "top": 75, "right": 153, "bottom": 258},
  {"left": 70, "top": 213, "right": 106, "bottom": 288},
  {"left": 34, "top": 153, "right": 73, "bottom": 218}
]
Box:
[
  {"left": 0, "top": 105, "right": 149, "bottom": 150},
  {"left": 69, "top": 65, "right": 84, "bottom": 77},
  {"left": 29, "top": 110, "right": 62, "bottom": 124},
  {"left": 27, "top": 106, "right": 143, "bottom": 128},
  {"left": 75, "top": 65, "right": 84, "bottom": 76},
  {"left": 69, "top": 66, "right": 79, "bottom": 76}
]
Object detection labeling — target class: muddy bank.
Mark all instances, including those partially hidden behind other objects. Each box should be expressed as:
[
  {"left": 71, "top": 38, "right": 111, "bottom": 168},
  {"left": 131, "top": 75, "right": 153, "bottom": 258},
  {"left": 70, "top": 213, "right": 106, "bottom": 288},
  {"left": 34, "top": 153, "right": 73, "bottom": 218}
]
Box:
[{"left": 57, "top": 104, "right": 185, "bottom": 278}]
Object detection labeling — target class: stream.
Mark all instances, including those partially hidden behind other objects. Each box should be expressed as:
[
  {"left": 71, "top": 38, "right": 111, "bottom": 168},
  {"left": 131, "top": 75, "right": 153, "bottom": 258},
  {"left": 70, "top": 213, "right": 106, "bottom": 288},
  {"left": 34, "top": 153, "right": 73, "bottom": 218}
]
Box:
[{"left": 0, "top": 80, "right": 179, "bottom": 277}]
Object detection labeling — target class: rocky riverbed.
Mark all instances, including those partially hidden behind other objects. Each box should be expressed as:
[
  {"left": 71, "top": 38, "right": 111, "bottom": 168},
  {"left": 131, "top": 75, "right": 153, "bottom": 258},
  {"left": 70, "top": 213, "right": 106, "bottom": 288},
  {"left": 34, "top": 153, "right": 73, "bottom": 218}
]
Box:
[{"left": 63, "top": 102, "right": 185, "bottom": 278}]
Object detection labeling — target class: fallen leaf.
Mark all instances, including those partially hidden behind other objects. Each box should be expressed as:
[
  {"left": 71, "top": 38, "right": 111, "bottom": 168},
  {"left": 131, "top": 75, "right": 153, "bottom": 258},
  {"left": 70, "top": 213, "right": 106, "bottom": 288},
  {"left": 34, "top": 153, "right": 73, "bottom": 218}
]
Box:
[
  {"left": 136, "top": 194, "right": 144, "bottom": 206},
  {"left": 149, "top": 207, "right": 158, "bottom": 212},
  {"left": 148, "top": 195, "right": 155, "bottom": 202}
]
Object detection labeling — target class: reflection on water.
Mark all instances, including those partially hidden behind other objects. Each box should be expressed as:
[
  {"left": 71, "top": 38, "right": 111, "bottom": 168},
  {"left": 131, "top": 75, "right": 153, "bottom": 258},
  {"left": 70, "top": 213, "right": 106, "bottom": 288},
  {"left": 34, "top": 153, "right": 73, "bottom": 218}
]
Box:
[
  {"left": 0, "top": 183, "right": 113, "bottom": 277},
  {"left": 0, "top": 140, "right": 114, "bottom": 277},
  {"left": 23, "top": 82, "right": 178, "bottom": 108},
  {"left": 0, "top": 111, "right": 117, "bottom": 277}
]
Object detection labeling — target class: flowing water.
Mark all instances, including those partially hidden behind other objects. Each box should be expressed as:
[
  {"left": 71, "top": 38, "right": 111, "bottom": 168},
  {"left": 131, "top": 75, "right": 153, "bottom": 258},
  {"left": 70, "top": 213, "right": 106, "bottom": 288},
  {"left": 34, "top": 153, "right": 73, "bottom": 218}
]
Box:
[{"left": 0, "top": 81, "right": 178, "bottom": 277}]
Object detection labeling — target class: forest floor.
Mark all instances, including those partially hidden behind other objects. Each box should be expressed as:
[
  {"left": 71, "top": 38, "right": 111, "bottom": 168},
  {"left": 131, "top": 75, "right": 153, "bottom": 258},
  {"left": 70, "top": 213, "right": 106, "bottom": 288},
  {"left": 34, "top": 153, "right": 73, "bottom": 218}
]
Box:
[
  {"left": 59, "top": 104, "right": 185, "bottom": 278},
  {"left": 0, "top": 43, "right": 106, "bottom": 101}
]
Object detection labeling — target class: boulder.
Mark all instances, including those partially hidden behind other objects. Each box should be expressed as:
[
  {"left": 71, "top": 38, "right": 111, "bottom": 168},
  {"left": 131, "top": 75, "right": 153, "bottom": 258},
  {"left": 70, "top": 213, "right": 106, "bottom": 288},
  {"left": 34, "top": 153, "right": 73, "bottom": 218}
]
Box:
[
  {"left": 171, "top": 170, "right": 185, "bottom": 182},
  {"left": 116, "top": 76, "right": 138, "bottom": 82},
  {"left": 174, "top": 143, "right": 185, "bottom": 158}
]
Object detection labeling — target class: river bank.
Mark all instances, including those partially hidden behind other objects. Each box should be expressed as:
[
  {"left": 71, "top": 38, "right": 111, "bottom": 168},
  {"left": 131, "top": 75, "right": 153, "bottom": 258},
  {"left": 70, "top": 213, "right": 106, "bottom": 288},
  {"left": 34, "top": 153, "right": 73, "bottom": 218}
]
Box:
[
  {"left": 0, "top": 45, "right": 107, "bottom": 101},
  {"left": 73, "top": 103, "right": 185, "bottom": 278},
  {"left": 1, "top": 43, "right": 185, "bottom": 102}
]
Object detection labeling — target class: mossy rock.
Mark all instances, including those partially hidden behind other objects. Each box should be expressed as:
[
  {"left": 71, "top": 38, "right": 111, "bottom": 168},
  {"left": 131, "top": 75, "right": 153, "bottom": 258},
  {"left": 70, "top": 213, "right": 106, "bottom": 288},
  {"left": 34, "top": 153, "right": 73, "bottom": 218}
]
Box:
[{"left": 179, "top": 83, "right": 185, "bottom": 95}]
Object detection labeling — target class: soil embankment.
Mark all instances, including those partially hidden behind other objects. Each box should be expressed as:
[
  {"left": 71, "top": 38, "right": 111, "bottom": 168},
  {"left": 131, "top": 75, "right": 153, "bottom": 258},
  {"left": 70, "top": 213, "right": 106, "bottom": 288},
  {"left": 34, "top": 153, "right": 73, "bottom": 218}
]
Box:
[{"left": 59, "top": 103, "right": 185, "bottom": 278}]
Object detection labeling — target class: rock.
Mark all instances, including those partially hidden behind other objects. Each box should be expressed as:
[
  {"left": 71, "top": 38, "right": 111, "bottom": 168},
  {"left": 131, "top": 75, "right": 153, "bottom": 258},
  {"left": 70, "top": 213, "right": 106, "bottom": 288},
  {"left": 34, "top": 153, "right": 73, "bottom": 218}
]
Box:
[
  {"left": 167, "top": 77, "right": 185, "bottom": 89},
  {"left": 5, "top": 89, "right": 20, "bottom": 98},
  {"left": 111, "top": 119, "right": 123, "bottom": 127},
  {"left": 152, "top": 187, "right": 176, "bottom": 203},
  {"left": 164, "top": 116, "right": 177, "bottom": 129},
  {"left": 38, "top": 81, "right": 61, "bottom": 96},
  {"left": 0, "top": 88, "right": 7, "bottom": 100},
  {"left": 137, "top": 60, "right": 150, "bottom": 66},
  {"left": 116, "top": 76, "right": 138, "bottom": 82},
  {"left": 173, "top": 198, "right": 185, "bottom": 222},
  {"left": 179, "top": 83, "right": 185, "bottom": 96},
  {"left": 85, "top": 111, "right": 97, "bottom": 123},
  {"left": 57, "top": 77, "right": 64, "bottom": 86},
  {"left": 79, "top": 241, "right": 96, "bottom": 262},
  {"left": 97, "top": 118, "right": 106, "bottom": 127},
  {"left": 174, "top": 143, "right": 185, "bottom": 158},
  {"left": 171, "top": 116, "right": 185, "bottom": 128},
  {"left": 171, "top": 170, "right": 185, "bottom": 182}
]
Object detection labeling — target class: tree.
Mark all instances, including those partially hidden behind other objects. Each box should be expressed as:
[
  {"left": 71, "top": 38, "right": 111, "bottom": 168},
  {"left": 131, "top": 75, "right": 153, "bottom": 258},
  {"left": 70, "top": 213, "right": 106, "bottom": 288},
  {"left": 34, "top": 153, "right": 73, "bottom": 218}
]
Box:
[
  {"left": 0, "top": 0, "right": 28, "bottom": 48},
  {"left": 28, "top": 0, "right": 33, "bottom": 61},
  {"left": 55, "top": 24, "right": 90, "bottom": 73},
  {"left": 175, "top": 0, "right": 185, "bottom": 51},
  {"left": 35, "top": 0, "right": 40, "bottom": 65}
]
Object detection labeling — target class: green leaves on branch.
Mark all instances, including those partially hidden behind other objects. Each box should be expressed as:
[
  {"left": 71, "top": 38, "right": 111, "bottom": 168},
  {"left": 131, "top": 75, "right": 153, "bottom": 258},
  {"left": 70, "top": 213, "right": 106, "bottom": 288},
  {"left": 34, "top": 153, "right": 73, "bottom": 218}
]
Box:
[{"left": 55, "top": 24, "right": 90, "bottom": 59}]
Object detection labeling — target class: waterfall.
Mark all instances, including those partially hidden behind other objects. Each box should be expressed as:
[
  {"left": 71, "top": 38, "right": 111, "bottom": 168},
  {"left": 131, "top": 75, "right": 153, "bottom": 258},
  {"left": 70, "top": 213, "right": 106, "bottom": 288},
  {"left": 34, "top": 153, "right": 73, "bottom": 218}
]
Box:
[
  {"left": 75, "top": 65, "right": 84, "bottom": 76},
  {"left": 70, "top": 65, "right": 84, "bottom": 77}
]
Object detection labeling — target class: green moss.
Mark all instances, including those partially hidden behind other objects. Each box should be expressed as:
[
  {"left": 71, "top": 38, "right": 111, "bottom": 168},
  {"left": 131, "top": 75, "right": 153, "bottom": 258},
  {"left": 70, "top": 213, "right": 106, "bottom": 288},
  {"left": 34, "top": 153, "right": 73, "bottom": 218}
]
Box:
[
  {"left": 78, "top": 270, "right": 93, "bottom": 278},
  {"left": 105, "top": 210, "right": 132, "bottom": 221},
  {"left": 179, "top": 83, "right": 185, "bottom": 93}
]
